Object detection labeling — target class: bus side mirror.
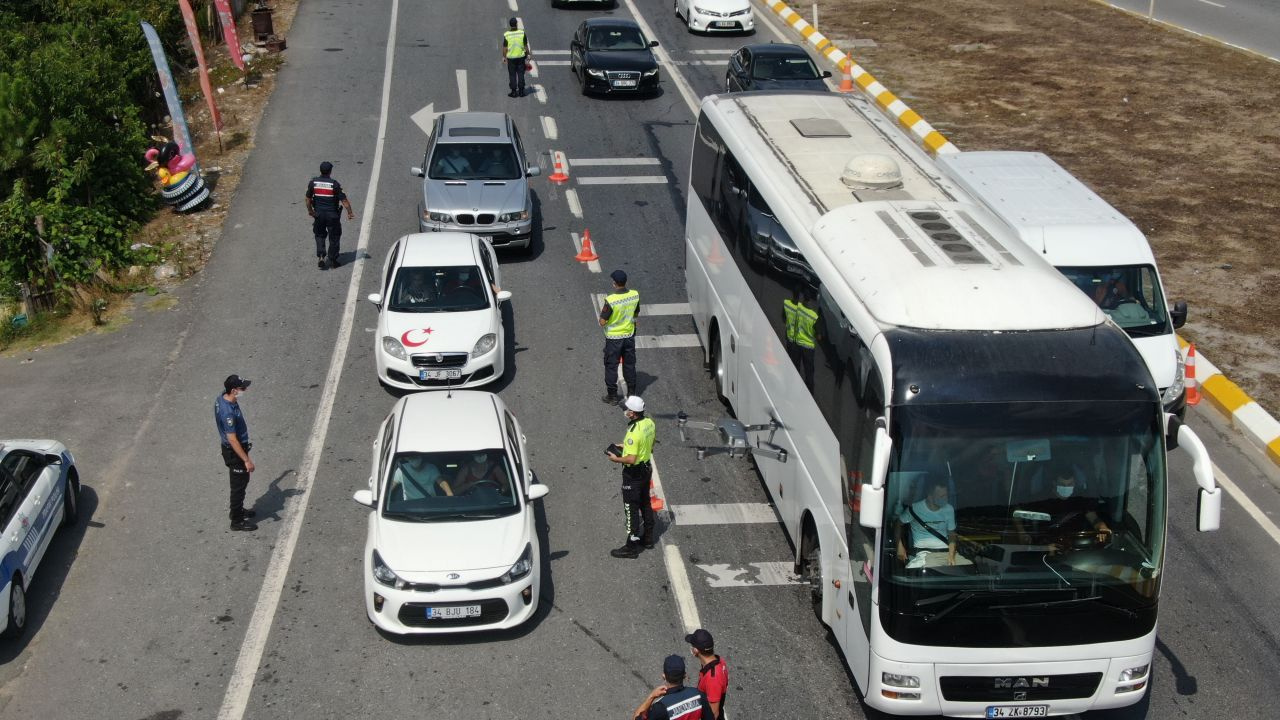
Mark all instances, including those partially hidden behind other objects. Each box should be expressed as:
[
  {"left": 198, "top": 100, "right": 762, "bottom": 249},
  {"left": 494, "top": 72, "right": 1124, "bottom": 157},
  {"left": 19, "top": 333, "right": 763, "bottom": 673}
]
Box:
[
  {"left": 1175, "top": 422, "right": 1220, "bottom": 532},
  {"left": 1198, "top": 487, "right": 1222, "bottom": 532},
  {"left": 859, "top": 485, "right": 885, "bottom": 529},
  {"left": 1170, "top": 300, "right": 1188, "bottom": 329},
  {"left": 860, "top": 424, "right": 893, "bottom": 529}
]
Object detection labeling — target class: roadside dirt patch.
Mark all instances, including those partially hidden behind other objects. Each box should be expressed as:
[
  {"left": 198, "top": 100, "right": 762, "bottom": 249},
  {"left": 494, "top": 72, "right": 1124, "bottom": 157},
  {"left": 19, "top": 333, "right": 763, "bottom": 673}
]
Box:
[{"left": 801, "top": 0, "right": 1280, "bottom": 412}]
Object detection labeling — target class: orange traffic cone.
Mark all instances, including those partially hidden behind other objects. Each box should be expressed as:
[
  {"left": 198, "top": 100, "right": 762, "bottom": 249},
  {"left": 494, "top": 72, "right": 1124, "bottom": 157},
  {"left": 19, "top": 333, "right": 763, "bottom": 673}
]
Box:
[
  {"left": 838, "top": 58, "right": 855, "bottom": 93},
  {"left": 649, "top": 479, "right": 664, "bottom": 512},
  {"left": 548, "top": 150, "right": 569, "bottom": 184},
  {"left": 1185, "top": 343, "right": 1200, "bottom": 406},
  {"left": 575, "top": 229, "right": 599, "bottom": 262}
]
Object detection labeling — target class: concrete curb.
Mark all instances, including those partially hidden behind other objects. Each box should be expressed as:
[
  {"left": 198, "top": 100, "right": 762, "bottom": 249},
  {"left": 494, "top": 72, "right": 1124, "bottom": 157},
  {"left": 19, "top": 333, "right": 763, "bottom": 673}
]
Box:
[
  {"left": 759, "top": 0, "right": 1280, "bottom": 469},
  {"left": 761, "top": 1, "right": 958, "bottom": 156}
]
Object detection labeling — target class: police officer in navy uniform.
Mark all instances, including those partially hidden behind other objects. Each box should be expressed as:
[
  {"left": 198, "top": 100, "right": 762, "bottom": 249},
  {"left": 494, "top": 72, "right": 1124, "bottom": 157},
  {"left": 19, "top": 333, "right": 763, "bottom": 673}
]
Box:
[
  {"left": 305, "top": 161, "right": 355, "bottom": 270},
  {"left": 632, "top": 655, "right": 714, "bottom": 720},
  {"left": 501, "top": 17, "right": 532, "bottom": 98},
  {"left": 215, "top": 374, "right": 257, "bottom": 531},
  {"left": 599, "top": 269, "right": 641, "bottom": 404}
]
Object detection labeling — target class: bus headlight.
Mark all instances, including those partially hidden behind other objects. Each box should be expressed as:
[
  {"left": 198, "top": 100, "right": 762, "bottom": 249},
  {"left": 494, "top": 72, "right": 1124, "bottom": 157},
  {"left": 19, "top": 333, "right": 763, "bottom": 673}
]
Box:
[
  {"left": 882, "top": 672, "right": 920, "bottom": 688},
  {"left": 1118, "top": 664, "right": 1149, "bottom": 682}
]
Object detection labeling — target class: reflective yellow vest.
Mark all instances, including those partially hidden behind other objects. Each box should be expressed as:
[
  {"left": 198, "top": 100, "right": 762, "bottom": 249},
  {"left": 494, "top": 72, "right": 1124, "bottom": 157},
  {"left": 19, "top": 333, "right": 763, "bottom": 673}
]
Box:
[
  {"left": 794, "top": 302, "right": 817, "bottom": 349},
  {"left": 622, "top": 417, "right": 656, "bottom": 464},
  {"left": 604, "top": 289, "right": 640, "bottom": 339},
  {"left": 504, "top": 30, "right": 527, "bottom": 59},
  {"left": 783, "top": 299, "right": 800, "bottom": 342}
]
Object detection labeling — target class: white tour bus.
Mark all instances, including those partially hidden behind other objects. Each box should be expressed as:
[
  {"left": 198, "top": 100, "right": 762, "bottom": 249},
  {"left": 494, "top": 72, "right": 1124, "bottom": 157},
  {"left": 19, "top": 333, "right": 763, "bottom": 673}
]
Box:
[{"left": 684, "top": 91, "right": 1221, "bottom": 717}]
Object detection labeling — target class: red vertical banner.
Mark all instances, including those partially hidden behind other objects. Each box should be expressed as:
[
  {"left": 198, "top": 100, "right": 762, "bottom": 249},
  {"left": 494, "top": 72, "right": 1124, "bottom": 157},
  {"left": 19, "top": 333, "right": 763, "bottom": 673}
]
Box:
[
  {"left": 177, "top": 0, "right": 223, "bottom": 135},
  {"left": 212, "top": 0, "right": 247, "bottom": 72}
]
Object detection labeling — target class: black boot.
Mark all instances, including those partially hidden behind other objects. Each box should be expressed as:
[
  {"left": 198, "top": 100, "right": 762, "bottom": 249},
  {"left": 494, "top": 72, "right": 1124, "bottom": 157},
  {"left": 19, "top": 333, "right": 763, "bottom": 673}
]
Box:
[{"left": 610, "top": 543, "right": 641, "bottom": 559}]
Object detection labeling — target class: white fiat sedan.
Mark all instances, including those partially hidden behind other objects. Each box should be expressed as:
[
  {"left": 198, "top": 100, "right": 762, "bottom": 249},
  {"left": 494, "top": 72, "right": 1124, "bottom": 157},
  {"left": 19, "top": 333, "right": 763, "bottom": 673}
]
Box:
[
  {"left": 353, "top": 391, "right": 548, "bottom": 634},
  {"left": 369, "top": 232, "right": 510, "bottom": 390}
]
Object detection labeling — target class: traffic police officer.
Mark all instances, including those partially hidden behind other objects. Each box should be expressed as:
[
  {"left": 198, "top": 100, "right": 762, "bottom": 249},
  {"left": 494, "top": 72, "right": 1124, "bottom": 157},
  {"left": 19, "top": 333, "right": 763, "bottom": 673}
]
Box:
[
  {"left": 631, "top": 655, "right": 714, "bottom": 720},
  {"left": 305, "top": 161, "right": 355, "bottom": 270},
  {"left": 600, "top": 269, "right": 640, "bottom": 404},
  {"left": 215, "top": 374, "right": 257, "bottom": 531},
  {"left": 501, "top": 17, "right": 532, "bottom": 98},
  {"left": 607, "top": 395, "right": 656, "bottom": 559}
]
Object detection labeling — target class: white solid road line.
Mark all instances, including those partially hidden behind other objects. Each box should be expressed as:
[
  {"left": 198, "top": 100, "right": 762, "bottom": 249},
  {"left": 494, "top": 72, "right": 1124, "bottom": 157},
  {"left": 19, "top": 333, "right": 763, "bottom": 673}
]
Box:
[
  {"left": 1195, "top": 0, "right": 1226, "bottom": 7},
  {"left": 620, "top": 0, "right": 701, "bottom": 115},
  {"left": 577, "top": 175, "right": 668, "bottom": 185},
  {"left": 508, "top": 0, "right": 518, "bottom": 12},
  {"left": 541, "top": 115, "right": 558, "bottom": 140},
  {"left": 1215, "top": 462, "right": 1280, "bottom": 547},
  {"left": 697, "top": 561, "right": 802, "bottom": 588},
  {"left": 569, "top": 157, "right": 662, "bottom": 166},
  {"left": 663, "top": 545, "right": 704, "bottom": 631},
  {"left": 215, "top": 2, "right": 401, "bottom": 719},
  {"left": 570, "top": 231, "right": 601, "bottom": 273},
  {"left": 565, "top": 187, "right": 583, "bottom": 218},
  {"left": 672, "top": 502, "right": 778, "bottom": 525},
  {"left": 636, "top": 334, "right": 701, "bottom": 349}
]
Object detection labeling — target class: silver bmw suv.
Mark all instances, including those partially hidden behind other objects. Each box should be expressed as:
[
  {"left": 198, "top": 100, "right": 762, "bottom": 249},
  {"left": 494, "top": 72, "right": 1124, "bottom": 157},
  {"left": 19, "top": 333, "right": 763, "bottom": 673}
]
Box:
[{"left": 412, "top": 112, "right": 541, "bottom": 250}]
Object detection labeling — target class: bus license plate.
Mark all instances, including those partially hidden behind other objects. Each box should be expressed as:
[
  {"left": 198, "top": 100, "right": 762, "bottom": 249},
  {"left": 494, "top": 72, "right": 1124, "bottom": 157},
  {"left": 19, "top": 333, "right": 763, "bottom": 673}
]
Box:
[
  {"left": 420, "top": 368, "right": 462, "bottom": 381},
  {"left": 612, "top": 79, "right": 637, "bottom": 88},
  {"left": 985, "top": 706, "right": 1048, "bottom": 718},
  {"left": 426, "top": 605, "right": 481, "bottom": 620}
]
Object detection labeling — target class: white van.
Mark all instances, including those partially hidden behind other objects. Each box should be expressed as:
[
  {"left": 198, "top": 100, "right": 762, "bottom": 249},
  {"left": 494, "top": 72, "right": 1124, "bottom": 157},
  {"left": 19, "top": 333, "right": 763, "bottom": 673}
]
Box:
[{"left": 939, "top": 151, "right": 1188, "bottom": 417}]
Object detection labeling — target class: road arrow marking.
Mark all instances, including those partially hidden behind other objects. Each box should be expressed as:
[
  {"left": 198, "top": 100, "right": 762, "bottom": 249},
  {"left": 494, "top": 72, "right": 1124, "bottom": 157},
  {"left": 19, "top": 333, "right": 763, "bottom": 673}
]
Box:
[{"left": 410, "top": 69, "right": 468, "bottom": 135}]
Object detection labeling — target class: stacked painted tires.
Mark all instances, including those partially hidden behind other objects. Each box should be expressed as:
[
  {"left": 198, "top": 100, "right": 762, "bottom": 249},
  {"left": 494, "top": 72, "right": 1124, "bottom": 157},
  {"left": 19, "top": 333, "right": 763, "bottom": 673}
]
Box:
[{"left": 160, "top": 170, "right": 210, "bottom": 212}]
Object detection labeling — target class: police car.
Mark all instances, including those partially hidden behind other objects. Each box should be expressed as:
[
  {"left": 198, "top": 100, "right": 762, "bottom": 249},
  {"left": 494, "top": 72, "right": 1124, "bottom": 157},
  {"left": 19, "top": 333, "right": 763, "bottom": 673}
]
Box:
[{"left": 1, "top": 439, "right": 79, "bottom": 638}]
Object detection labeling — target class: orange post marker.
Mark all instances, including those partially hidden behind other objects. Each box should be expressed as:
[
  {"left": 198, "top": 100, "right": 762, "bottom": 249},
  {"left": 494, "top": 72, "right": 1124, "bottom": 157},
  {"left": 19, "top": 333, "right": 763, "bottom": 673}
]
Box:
[
  {"left": 575, "top": 229, "right": 599, "bottom": 262},
  {"left": 838, "top": 58, "right": 855, "bottom": 93},
  {"left": 649, "top": 479, "right": 664, "bottom": 512},
  {"left": 1185, "top": 343, "right": 1200, "bottom": 406}
]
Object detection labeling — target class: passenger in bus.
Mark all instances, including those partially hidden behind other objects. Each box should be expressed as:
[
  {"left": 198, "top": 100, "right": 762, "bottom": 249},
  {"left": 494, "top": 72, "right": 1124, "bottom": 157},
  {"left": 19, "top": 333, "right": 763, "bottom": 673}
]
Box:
[
  {"left": 1014, "top": 464, "right": 1112, "bottom": 551},
  {"left": 896, "top": 479, "right": 959, "bottom": 568}
]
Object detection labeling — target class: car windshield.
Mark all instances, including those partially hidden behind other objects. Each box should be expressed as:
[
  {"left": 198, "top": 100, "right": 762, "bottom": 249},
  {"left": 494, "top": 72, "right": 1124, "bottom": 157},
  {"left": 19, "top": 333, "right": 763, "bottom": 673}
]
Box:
[
  {"left": 751, "top": 55, "right": 820, "bottom": 80},
  {"left": 382, "top": 450, "right": 518, "bottom": 521},
  {"left": 586, "top": 27, "right": 648, "bottom": 51},
  {"left": 878, "top": 400, "right": 1166, "bottom": 644},
  {"left": 389, "top": 265, "right": 490, "bottom": 313},
  {"left": 428, "top": 142, "right": 520, "bottom": 180},
  {"left": 1058, "top": 264, "right": 1169, "bottom": 338}
]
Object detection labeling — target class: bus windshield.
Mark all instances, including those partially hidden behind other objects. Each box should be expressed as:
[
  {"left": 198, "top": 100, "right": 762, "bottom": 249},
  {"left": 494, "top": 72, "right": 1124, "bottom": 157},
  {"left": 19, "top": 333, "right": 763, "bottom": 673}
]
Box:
[{"left": 879, "top": 400, "right": 1166, "bottom": 647}]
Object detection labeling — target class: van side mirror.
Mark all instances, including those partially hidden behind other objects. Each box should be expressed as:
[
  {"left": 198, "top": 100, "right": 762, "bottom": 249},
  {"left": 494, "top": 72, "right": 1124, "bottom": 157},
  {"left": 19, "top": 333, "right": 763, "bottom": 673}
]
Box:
[
  {"left": 1170, "top": 300, "right": 1188, "bottom": 329},
  {"left": 410, "top": 166, "right": 425, "bottom": 178}
]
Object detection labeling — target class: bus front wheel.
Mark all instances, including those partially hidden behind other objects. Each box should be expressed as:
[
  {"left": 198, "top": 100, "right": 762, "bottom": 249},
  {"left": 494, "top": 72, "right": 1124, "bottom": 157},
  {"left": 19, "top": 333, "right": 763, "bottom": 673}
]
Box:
[
  {"left": 710, "top": 332, "right": 728, "bottom": 406},
  {"left": 800, "top": 530, "right": 823, "bottom": 620}
]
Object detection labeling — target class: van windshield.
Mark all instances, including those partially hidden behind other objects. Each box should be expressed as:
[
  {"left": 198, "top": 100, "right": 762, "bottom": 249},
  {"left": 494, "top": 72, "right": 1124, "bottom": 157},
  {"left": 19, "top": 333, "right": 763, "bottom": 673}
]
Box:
[{"left": 1058, "top": 265, "right": 1169, "bottom": 338}]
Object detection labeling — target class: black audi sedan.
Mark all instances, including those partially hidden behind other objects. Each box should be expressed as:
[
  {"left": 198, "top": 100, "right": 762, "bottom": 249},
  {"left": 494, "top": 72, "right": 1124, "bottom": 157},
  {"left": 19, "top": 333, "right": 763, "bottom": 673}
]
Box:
[
  {"left": 570, "top": 19, "right": 660, "bottom": 96},
  {"left": 724, "top": 43, "right": 831, "bottom": 93}
]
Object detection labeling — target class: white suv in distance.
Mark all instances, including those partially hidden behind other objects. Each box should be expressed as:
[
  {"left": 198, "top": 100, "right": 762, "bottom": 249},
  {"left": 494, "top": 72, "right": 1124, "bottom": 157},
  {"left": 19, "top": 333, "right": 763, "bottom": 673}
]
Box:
[
  {"left": 675, "top": 0, "right": 755, "bottom": 34},
  {"left": 353, "top": 391, "right": 548, "bottom": 634},
  {"left": 368, "top": 232, "right": 510, "bottom": 390}
]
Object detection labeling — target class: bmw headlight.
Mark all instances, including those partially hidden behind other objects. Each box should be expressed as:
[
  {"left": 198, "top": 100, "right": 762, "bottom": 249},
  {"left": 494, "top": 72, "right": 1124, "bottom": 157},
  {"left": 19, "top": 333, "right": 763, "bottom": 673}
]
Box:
[
  {"left": 642, "top": 68, "right": 659, "bottom": 78},
  {"left": 499, "top": 209, "right": 530, "bottom": 223},
  {"left": 382, "top": 335, "right": 408, "bottom": 361},
  {"left": 372, "top": 550, "right": 405, "bottom": 589},
  {"left": 587, "top": 68, "right": 605, "bottom": 78},
  {"left": 470, "top": 333, "right": 497, "bottom": 359},
  {"left": 500, "top": 544, "right": 533, "bottom": 584},
  {"left": 428, "top": 210, "right": 453, "bottom": 223},
  {"left": 1161, "top": 349, "right": 1186, "bottom": 405}
]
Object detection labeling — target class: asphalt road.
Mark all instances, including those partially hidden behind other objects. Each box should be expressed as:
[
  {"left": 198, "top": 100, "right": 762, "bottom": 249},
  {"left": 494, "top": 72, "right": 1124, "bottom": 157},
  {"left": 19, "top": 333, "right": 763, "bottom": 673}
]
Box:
[
  {"left": 1106, "top": 0, "right": 1280, "bottom": 59},
  {"left": 1, "top": 0, "right": 1278, "bottom": 718}
]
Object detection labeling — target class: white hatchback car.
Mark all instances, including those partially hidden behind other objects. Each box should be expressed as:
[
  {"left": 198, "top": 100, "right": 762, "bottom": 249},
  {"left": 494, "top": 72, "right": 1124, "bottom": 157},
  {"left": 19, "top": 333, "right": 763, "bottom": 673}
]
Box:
[
  {"left": 1, "top": 440, "right": 79, "bottom": 639},
  {"left": 369, "top": 232, "right": 510, "bottom": 390},
  {"left": 353, "top": 391, "right": 548, "bottom": 634},
  {"left": 675, "top": 0, "right": 755, "bottom": 33}
]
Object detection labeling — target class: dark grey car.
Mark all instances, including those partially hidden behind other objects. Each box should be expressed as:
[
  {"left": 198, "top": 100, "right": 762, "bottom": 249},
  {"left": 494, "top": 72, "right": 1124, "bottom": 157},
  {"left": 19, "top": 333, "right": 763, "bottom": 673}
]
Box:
[{"left": 724, "top": 43, "right": 831, "bottom": 93}]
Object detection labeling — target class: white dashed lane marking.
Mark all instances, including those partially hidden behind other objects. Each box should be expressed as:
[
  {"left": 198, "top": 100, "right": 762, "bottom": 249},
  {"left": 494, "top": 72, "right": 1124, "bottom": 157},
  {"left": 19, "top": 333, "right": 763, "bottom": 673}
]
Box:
[
  {"left": 565, "top": 188, "right": 583, "bottom": 219},
  {"left": 569, "top": 157, "right": 662, "bottom": 166},
  {"left": 540, "top": 115, "right": 558, "bottom": 140},
  {"left": 672, "top": 503, "right": 779, "bottom": 525},
  {"left": 577, "top": 176, "right": 668, "bottom": 185}
]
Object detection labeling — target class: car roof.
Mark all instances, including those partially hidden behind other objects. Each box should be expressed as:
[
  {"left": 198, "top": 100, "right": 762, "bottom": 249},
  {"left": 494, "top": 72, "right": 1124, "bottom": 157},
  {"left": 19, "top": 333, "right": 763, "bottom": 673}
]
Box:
[
  {"left": 583, "top": 17, "right": 641, "bottom": 30},
  {"left": 436, "top": 112, "right": 511, "bottom": 143},
  {"left": 398, "top": 233, "right": 479, "bottom": 267},
  {"left": 394, "top": 391, "right": 507, "bottom": 453},
  {"left": 741, "top": 43, "right": 810, "bottom": 58}
]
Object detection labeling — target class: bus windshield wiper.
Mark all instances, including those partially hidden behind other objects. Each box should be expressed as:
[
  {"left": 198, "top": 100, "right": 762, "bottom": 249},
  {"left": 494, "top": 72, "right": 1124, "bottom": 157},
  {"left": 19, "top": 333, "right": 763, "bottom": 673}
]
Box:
[
  {"left": 988, "top": 595, "right": 1138, "bottom": 619},
  {"left": 916, "top": 591, "right": 978, "bottom": 624}
]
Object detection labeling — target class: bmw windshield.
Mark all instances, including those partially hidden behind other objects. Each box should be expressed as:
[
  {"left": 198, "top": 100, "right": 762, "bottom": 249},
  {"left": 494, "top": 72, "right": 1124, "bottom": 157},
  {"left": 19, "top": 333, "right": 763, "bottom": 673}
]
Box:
[
  {"left": 428, "top": 143, "right": 520, "bottom": 181},
  {"left": 879, "top": 400, "right": 1166, "bottom": 647},
  {"left": 389, "top": 266, "right": 490, "bottom": 313}
]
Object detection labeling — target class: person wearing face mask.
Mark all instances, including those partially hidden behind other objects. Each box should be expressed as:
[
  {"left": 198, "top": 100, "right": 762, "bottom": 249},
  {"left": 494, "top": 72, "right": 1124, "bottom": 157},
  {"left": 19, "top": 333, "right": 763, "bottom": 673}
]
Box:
[
  {"left": 392, "top": 454, "right": 443, "bottom": 500},
  {"left": 895, "top": 479, "right": 959, "bottom": 569},
  {"left": 606, "top": 396, "right": 657, "bottom": 558},
  {"left": 446, "top": 451, "right": 504, "bottom": 496},
  {"left": 214, "top": 374, "right": 257, "bottom": 531},
  {"left": 1014, "top": 464, "right": 1111, "bottom": 550}
]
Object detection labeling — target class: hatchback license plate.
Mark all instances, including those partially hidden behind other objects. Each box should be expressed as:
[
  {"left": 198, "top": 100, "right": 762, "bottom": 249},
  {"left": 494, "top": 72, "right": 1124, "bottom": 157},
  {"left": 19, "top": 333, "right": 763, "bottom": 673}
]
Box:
[
  {"left": 714, "top": 21, "right": 736, "bottom": 28},
  {"left": 612, "top": 79, "right": 637, "bottom": 88},
  {"left": 420, "top": 368, "right": 462, "bottom": 380},
  {"left": 426, "top": 605, "right": 481, "bottom": 620},
  {"left": 985, "top": 706, "right": 1048, "bottom": 718}
]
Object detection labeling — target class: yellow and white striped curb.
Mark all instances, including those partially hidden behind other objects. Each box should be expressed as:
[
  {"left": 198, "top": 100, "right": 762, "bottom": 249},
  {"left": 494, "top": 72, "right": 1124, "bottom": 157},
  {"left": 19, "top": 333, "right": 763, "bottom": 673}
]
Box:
[
  {"left": 1178, "top": 337, "right": 1280, "bottom": 465},
  {"left": 763, "top": 0, "right": 958, "bottom": 156}
]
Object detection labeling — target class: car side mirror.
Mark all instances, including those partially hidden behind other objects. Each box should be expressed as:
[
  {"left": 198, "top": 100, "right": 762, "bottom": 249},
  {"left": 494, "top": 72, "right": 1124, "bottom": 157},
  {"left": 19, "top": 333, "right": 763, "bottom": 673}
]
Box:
[
  {"left": 527, "top": 484, "right": 550, "bottom": 501},
  {"left": 44, "top": 453, "right": 62, "bottom": 465},
  {"left": 496, "top": 290, "right": 513, "bottom": 303},
  {"left": 1170, "top": 300, "right": 1188, "bottom": 329},
  {"left": 367, "top": 292, "right": 382, "bottom": 306},
  {"left": 821, "top": 70, "right": 832, "bottom": 78},
  {"left": 352, "top": 489, "right": 375, "bottom": 508},
  {"left": 649, "top": 40, "right": 659, "bottom": 48},
  {"left": 410, "top": 166, "right": 424, "bottom": 178},
  {"left": 526, "top": 165, "right": 542, "bottom": 178}
]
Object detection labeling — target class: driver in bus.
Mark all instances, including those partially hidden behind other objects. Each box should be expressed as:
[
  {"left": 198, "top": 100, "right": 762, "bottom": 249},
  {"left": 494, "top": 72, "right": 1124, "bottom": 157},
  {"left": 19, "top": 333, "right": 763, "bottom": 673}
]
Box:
[
  {"left": 1014, "top": 464, "right": 1112, "bottom": 552},
  {"left": 896, "top": 479, "right": 959, "bottom": 568}
]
